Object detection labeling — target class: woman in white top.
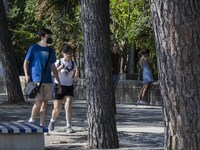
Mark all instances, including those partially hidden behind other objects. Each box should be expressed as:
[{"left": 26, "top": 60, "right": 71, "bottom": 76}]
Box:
[{"left": 48, "top": 44, "right": 79, "bottom": 133}]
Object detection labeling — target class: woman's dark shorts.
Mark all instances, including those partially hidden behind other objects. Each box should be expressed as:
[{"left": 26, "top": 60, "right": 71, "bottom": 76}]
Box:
[{"left": 52, "top": 84, "right": 74, "bottom": 100}]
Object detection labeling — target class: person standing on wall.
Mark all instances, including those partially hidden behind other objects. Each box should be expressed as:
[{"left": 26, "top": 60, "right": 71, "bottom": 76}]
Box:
[
  {"left": 111, "top": 43, "right": 121, "bottom": 113},
  {"left": 23, "top": 27, "right": 61, "bottom": 126},
  {"left": 137, "top": 49, "right": 154, "bottom": 105},
  {"left": 48, "top": 44, "right": 79, "bottom": 133}
]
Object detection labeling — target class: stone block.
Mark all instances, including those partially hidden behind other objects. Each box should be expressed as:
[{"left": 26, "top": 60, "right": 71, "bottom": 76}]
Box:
[{"left": 0, "top": 122, "right": 48, "bottom": 150}]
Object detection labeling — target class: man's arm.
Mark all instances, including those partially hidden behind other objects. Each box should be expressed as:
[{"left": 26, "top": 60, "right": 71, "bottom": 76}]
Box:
[{"left": 23, "top": 60, "right": 29, "bottom": 83}]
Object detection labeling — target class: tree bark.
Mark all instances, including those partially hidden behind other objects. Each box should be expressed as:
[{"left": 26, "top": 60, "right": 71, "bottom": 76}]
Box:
[
  {"left": 0, "top": 0, "right": 24, "bottom": 103},
  {"left": 81, "top": 0, "right": 119, "bottom": 149},
  {"left": 151, "top": 1, "right": 200, "bottom": 149}
]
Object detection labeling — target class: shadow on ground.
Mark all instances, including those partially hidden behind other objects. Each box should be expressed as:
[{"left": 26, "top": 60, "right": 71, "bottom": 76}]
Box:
[{"left": 0, "top": 100, "right": 164, "bottom": 150}]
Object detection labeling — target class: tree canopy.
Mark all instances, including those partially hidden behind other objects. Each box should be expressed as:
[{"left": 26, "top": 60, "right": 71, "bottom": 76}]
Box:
[{"left": 6, "top": 0, "right": 156, "bottom": 75}]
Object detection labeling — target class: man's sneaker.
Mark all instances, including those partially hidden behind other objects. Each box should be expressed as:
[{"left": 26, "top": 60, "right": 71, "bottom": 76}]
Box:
[
  {"left": 66, "top": 126, "right": 76, "bottom": 133},
  {"left": 48, "top": 121, "right": 55, "bottom": 131},
  {"left": 28, "top": 118, "right": 35, "bottom": 123}
]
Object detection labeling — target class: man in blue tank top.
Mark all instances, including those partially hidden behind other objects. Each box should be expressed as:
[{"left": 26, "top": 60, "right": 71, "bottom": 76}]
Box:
[{"left": 23, "top": 27, "right": 61, "bottom": 126}]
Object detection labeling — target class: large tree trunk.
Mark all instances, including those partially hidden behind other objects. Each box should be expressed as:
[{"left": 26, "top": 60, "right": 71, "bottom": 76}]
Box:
[
  {"left": 0, "top": 0, "right": 24, "bottom": 103},
  {"left": 151, "top": 1, "right": 200, "bottom": 150},
  {"left": 81, "top": 0, "right": 119, "bottom": 149}
]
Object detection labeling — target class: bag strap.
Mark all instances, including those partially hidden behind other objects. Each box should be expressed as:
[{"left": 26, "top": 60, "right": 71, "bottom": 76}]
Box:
[
  {"left": 65, "top": 60, "right": 74, "bottom": 72},
  {"left": 71, "top": 61, "right": 74, "bottom": 70},
  {"left": 38, "top": 47, "right": 52, "bottom": 89},
  {"left": 58, "top": 59, "right": 61, "bottom": 66}
]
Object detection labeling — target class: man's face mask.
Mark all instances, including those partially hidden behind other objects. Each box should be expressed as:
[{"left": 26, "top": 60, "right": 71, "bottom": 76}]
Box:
[{"left": 46, "top": 37, "right": 53, "bottom": 44}]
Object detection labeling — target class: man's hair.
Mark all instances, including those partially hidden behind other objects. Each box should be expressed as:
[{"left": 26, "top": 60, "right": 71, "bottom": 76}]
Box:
[
  {"left": 38, "top": 27, "right": 52, "bottom": 38},
  {"left": 62, "top": 43, "right": 72, "bottom": 54}
]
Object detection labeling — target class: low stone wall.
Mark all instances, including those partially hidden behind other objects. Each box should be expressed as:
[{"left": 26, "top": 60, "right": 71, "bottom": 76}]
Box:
[
  {"left": 73, "top": 79, "right": 162, "bottom": 106},
  {"left": 0, "top": 76, "right": 162, "bottom": 106},
  {"left": 116, "top": 80, "right": 162, "bottom": 105}
]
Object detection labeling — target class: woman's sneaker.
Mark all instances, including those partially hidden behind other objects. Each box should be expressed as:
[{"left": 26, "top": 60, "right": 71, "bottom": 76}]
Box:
[
  {"left": 139, "top": 101, "right": 148, "bottom": 105},
  {"left": 66, "top": 126, "right": 76, "bottom": 133},
  {"left": 48, "top": 121, "right": 55, "bottom": 131}
]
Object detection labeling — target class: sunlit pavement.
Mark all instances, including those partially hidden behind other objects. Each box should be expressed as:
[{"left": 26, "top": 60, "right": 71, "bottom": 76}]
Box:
[{"left": 0, "top": 98, "right": 164, "bottom": 150}]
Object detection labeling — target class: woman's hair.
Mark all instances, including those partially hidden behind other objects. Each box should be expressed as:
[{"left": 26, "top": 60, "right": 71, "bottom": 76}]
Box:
[
  {"left": 62, "top": 43, "right": 72, "bottom": 54},
  {"left": 138, "top": 49, "right": 150, "bottom": 57},
  {"left": 144, "top": 49, "right": 150, "bottom": 55}
]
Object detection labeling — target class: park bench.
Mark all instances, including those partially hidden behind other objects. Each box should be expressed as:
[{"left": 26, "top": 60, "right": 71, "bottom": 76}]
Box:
[{"left": 0, "top": 121, "right": 48, "bottom": 150}]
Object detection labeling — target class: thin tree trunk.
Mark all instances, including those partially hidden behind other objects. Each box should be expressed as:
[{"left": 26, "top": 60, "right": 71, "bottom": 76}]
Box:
[
  {"left": 151, "top": 0, "right": 200, "bottom": 149},
  {"left": 0, "top": 0, "right": 24, "bottom": 103},
  {"left": 81, "top": 0, "right": 119, "bottom": 149}
]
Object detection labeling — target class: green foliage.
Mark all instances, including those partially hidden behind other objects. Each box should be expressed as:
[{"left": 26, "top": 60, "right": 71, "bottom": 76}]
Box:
[
  {"left": 7, "top": 0, "right": 41, "bottom": 74},
  {"left": 7, "top": 0, "right": 81, "bottom": 74},
  {"left": 110, "top": 0, "right": 157, "bottom": 76},
  {"left": 35, "top": 0, "right": 82, "bottom": 57},
  {"left": 110, "top": 0, "right": 154, "bottom": 51},
  {"left": 7, "top": 0, "right": 157, "bottom": 76},
  {"left": 7, "top": 0, "right": 25, "bottom": 25}
]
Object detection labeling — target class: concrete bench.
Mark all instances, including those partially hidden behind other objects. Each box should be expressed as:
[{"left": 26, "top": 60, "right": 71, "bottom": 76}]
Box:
[{"left": 0, "top": 122, "right": 48, "bottom": 150}]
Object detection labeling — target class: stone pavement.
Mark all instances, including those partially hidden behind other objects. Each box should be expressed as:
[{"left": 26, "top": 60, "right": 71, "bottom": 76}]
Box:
[{"left": 0, "top": 98, "right": 164, "bottom": 150}]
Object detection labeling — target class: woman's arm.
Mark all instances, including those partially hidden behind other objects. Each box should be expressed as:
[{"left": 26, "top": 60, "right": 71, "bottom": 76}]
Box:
[
  {"left": 72, "top": 67, "right": 79, "bottom": 80},
  {"left": 51, "top": 63, "right": 62, "bottom": 93}
]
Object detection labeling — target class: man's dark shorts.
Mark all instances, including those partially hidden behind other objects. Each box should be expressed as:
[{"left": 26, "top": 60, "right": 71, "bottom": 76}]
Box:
[{"left": 52, "top": 84, "right": 74, "bottom": 100}]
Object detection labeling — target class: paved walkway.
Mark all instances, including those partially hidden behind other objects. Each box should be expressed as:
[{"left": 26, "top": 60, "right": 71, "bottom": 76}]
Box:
[{"left": 0, "top": 99, "right": 164, "bottom": 150}]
